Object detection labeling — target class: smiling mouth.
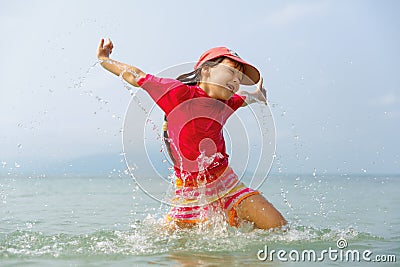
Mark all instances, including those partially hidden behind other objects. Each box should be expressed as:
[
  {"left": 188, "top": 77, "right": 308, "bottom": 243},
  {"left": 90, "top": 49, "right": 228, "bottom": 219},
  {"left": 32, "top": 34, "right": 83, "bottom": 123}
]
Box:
[{"left": 226, "top": 84, "right": 235, "bottom": 93}]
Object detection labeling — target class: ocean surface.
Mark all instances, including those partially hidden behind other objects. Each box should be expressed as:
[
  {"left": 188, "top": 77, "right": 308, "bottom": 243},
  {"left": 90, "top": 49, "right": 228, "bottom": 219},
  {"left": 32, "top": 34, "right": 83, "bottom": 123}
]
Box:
[{"left": 0, "top": 173, "right": 399, "bottom": 266}]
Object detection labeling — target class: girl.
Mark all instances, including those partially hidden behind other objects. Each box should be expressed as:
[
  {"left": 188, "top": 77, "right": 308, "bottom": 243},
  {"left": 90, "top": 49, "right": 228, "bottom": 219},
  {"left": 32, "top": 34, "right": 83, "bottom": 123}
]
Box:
[{"left": 97, "top": 38, "right": 287, "bottom": 230}]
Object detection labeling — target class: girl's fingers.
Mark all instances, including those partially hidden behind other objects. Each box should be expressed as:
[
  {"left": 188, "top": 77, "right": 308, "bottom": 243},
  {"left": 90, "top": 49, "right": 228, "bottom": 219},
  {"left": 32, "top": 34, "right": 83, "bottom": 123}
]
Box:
[
  {"left": 104, "top": 39, "right": 113, "bottom": 52},
  {"left": 257, "top": 77, "right": 267, "bottom": 101},
  {"left": 106, "top": 38, "right": 113, "bottom": 47},
  {"left": 257, "top": 77, "right": 265, "bottom": 94},
  {"left": 97, "top": 38, "right": 113, "bottom": 57},
  {"left": 257, "top": 77, "right": 263, "bottom": 88},
  {"left": 98, "top": 38, "right": 105, "bottom": 50}
]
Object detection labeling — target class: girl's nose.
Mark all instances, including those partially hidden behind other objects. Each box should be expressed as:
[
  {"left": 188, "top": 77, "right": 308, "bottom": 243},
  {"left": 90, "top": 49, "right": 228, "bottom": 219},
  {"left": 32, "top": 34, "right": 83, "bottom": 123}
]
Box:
[{"left": 233, "top": 75, "right": 240, "bottom": 84}]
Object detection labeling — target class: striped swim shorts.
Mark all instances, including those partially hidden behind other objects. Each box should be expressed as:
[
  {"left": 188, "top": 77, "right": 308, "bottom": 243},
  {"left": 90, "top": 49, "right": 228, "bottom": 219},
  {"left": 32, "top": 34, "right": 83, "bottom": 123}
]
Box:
[{"left": 166, "top": 167, "right": 259, "bottom": 226}]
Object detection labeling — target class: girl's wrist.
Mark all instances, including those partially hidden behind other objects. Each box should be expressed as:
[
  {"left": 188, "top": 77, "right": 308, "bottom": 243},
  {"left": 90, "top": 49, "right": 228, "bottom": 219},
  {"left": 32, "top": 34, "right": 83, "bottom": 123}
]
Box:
[{"left": 98, "top": 56, "right": 109, "bottom": 61}]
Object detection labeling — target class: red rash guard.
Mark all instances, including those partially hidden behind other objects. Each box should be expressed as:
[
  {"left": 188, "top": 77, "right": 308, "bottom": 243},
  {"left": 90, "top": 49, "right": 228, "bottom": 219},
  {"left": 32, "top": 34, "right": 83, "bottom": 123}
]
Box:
[{"left": 138, "top": 74, "right": 245, "bottom": 182}]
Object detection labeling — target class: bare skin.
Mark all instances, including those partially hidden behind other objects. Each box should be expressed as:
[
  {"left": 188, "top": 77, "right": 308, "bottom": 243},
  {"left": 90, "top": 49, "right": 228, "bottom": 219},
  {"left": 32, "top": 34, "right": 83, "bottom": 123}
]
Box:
[
  {"left": 236, "top": 194, "right": 287, "bottom": 229},
  {"left": 97, "top": 38, "right": 287, "bottom": 230}
]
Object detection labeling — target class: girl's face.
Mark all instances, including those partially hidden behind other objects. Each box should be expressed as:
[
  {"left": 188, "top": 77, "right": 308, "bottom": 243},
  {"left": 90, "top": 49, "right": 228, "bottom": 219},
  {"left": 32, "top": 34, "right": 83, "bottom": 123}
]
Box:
[{"left": 199, "top": 58, "right": 244, "bottom": 100}]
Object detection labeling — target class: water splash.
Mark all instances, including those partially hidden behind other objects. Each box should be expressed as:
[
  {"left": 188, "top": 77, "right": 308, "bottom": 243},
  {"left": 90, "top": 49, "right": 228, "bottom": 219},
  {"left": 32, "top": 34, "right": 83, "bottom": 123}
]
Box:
[
  {"left": 71, "top": 61, "right": 99, "bottom": 90},
  {"left": 0, "top": 222, "right": 378, "bottom": 259},
  {"left": 0, "top": 183, "right": 7, "bottom": 204}
]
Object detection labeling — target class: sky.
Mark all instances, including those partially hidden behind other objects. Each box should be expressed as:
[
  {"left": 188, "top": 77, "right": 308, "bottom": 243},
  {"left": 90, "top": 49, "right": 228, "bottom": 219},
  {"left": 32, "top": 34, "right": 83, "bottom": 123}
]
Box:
[{"left": 0, "top": 0, "right": 399, "bottom": 177}]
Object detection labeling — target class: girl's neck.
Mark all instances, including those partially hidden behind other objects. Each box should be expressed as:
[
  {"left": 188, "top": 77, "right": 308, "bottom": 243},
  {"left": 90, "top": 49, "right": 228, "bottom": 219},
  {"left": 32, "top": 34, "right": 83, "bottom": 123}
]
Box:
[{"left": 198, "top": 82, "right": 218, "bottom": 99}]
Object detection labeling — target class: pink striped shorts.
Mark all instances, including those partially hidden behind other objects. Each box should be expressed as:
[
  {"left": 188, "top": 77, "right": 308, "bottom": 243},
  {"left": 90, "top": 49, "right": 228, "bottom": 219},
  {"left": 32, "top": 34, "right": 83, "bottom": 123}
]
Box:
[{"left": 166, "top": 167, "right": 259, "bottom": 226}]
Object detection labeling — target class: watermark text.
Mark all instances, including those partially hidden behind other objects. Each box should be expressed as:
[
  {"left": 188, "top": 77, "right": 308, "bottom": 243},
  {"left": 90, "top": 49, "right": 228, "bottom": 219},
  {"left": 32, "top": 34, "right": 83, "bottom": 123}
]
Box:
[{"left": 257, "top": 238, "right": 396, "bottom": 263}]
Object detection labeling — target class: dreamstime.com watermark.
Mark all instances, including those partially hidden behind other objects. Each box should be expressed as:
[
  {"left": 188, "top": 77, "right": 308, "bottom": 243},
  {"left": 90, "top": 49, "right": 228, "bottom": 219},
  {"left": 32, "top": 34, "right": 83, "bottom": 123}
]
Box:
[{"left": 257, "top": 238, "right": 397, "bottom": 263}]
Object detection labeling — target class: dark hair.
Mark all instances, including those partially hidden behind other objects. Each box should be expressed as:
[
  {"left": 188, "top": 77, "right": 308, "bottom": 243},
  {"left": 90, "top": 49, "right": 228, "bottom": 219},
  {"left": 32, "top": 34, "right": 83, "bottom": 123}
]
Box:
[
  {"left": 175, "top": 57, "right": 226, "bottom": 85},
  {"left": 163, "top": 57, "right": 243, "bottom": 165}
]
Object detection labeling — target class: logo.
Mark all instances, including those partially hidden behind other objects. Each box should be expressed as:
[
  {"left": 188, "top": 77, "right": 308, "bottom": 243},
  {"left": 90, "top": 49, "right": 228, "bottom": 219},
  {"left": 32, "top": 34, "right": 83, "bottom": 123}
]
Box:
[{"left": 228, "top": 49, "right": 241, "bottom": 59}]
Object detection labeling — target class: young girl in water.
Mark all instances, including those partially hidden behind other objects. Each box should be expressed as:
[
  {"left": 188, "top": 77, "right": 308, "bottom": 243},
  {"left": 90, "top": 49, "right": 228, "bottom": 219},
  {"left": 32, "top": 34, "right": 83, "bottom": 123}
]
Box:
[{"left": 97, "top": 38, "right": 286, "bottom": 230}]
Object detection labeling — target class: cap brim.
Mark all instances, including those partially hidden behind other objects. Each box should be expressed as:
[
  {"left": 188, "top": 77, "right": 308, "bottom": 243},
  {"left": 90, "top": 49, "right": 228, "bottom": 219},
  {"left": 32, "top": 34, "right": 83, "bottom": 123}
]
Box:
[{"left": 225, "top": 55, "right": 260, "bottom": 85}]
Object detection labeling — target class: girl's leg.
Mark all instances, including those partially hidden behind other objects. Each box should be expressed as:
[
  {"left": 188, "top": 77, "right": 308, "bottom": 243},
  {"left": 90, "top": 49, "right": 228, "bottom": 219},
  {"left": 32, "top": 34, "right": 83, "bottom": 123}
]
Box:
[{"left": 236, "top": 194, "right": 287, "bottom": 229}]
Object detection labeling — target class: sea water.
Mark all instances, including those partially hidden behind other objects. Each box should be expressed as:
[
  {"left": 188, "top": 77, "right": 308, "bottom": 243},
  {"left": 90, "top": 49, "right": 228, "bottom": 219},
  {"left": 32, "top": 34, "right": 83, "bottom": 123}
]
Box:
[{"left": 0, "top": 174, "right": 399, "bottom": 266}]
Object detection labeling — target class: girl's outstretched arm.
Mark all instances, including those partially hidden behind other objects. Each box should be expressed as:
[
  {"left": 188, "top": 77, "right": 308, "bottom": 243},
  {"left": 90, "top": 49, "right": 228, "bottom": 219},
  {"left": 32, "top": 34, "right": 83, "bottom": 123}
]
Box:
[{"left": 97, "top": 38, "right": 146, "bottom": 87}]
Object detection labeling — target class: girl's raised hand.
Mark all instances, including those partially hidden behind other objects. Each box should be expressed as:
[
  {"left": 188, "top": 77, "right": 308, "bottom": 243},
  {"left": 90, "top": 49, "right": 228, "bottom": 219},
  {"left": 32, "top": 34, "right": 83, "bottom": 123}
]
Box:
[
  {"left": 97, "top": 38, "right": 114, "bottom": 60},
  {"left": 238, "top": 77, "right": 267, "bottom": 106}
]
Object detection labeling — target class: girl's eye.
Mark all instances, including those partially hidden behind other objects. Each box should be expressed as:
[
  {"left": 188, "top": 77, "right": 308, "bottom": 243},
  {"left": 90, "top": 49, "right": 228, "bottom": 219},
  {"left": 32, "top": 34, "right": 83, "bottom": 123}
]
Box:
[
  {"left": 233, "top": 70, "right": 244, "bottom": 81},
  {"left": 225, "top": 65, "right": 243, "bottom": 80}
]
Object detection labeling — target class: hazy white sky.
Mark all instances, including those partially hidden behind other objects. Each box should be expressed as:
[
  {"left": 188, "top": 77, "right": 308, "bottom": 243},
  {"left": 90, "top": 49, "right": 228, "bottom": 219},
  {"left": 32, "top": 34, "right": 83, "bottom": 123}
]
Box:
[{"left": 1, "top": 0, "right": 399, "bottom": 176}]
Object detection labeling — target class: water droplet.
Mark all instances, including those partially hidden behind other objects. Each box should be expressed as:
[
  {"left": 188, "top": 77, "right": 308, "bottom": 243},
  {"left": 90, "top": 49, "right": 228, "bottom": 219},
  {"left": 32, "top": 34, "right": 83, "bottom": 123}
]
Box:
[
  {"left": 14, "top": 162, "right": 20, "bottom": 168},
  {"left": 17, "top": 143, "right": 22, "bottom": 149}
]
